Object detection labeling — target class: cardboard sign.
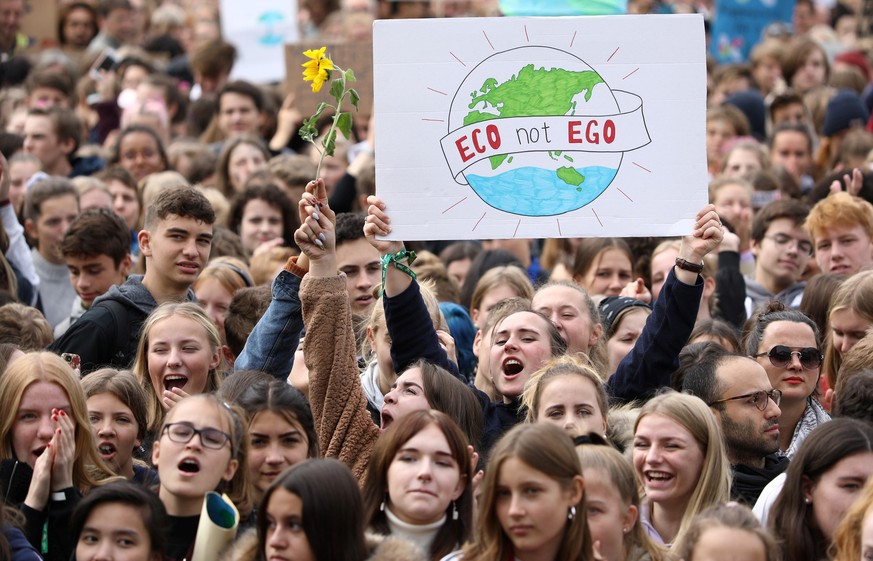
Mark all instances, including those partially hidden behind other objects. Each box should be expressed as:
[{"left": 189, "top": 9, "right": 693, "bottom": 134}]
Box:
[
  {"left": 285, "top": 41, "right": 374, "bottom": 117},
  {"left": 374, "top": 15, "right": 707, "bottom": 240},
  {"left": 710, "top": 0, "right": 793, "bottom": 63},
  {"left": 20, "top": 0, "right": 59, "bottom": 53},
  {"left": 221, "top": 0, "right": 300, "bottom": 83}
]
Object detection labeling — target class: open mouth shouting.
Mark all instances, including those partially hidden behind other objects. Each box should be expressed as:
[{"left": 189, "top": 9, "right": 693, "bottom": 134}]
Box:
[
  {"left": 178, "top": 457, "right": 201, "bottom": 476},
  {"left": 98, "top": 441, "right": 117, "bottom": 462},
  {"left": 164, "top": 375, "right": 189, "bottom": 392}
]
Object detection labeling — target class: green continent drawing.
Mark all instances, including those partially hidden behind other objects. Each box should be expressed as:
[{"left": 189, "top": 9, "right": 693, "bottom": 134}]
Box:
[{"left": 461, "top": 64, "right": 605, "bottom": 183}]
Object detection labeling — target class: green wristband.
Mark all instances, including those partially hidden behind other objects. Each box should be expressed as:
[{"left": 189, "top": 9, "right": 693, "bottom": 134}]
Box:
[{"left": 380, "top": 248, "right": 417, "bottom": 297}]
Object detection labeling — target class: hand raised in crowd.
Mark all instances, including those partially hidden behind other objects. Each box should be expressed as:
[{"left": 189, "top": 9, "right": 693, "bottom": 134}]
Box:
[
  {"left": 675, "top": 204, "right": 724, "bottom": 284},
  {"left": 294, "top": 179, "right": 337, "bottom": 276},
  {"left": 829, "top": 167, "right": 863, "bottom": 196},
  {"left": 620, "top": 277, "right": 652, "bottom": 303},
  {"left": 363, "top": 195, "right": 404, "bottom": 256}
]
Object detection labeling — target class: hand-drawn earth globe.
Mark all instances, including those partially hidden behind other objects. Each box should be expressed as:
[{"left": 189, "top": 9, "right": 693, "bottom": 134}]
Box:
[{"left": 447, "top": 46, "right": 624, "bottom": 216}]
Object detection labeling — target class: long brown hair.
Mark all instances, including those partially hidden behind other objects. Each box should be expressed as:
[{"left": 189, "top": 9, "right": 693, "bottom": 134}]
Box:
[
  {"left": 461, "top": 423, "right": 593, "bottom": 561},
  {"left": 363, "top": 410, "right": 473, "bottom": 561}
]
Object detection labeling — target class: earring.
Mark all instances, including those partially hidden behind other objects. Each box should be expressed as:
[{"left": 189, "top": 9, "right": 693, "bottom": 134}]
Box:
[
  {"left": 804, "top": 497, "right": 812, "bottom": 505},
  {"left": 568, "top": 506, "right": 576, "bottom": 520},
  {"left": 623, "top": 527, "right": 630, "bottom": 534},
  {"left": 380, "top": 494, "right": 386, "bottom": 512},
  {"left": 452, "top": 501, "right": 459, "bottom": 520}
]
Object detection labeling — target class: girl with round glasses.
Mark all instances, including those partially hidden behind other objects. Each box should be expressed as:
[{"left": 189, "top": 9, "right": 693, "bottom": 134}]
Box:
[
  {"left": 151, "top": 394, "right": 251, "bottom": 561},
  {"left": 743, "top": 302, "right": 829, "bottom": 458}
]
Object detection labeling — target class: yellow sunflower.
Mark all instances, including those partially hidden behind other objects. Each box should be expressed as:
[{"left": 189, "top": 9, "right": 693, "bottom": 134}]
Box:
[{"left": 302, "top": 47, "right": 334, "bottom": 93}]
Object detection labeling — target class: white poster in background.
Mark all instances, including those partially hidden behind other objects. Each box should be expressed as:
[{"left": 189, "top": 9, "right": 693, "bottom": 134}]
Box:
[
  {"left": 220, "top": 0, "right": 299, "bottom": 83},
  {"left": 373, "top": 15, "right": 708, "bottom": 241}
]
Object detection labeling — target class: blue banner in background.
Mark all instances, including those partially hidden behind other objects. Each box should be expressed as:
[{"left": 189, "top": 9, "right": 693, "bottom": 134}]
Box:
[
  {"left": 711, "top": 0, "right": 794, "bottom": 63},
  {"left": 499, "top": 0, "right": 627, "bottom": 16}
]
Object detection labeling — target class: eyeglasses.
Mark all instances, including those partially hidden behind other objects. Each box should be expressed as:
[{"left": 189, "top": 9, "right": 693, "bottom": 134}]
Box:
[
  {"left": 754, "top": 345, "right": 823, "bottom": 370},
  {"left": 161, "top": 422, "right": 231, "bottom": 450},
  {"left": 764, "top": 233, "right": 813, "bottom": 256},
  {"left": 708, "top": 389, "right": 782, "bottom": 411}
]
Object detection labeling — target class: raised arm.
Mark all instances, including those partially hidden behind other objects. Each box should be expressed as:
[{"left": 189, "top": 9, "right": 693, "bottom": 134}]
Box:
[
  {"left": 606, "top": 204, "right": 724, "bottom": 402},
  {"left": 297, "top": 180, "right": 379, "bottom": 483},
  {"left": 364, "top": 196, "right": 460, "bottom": 377}
]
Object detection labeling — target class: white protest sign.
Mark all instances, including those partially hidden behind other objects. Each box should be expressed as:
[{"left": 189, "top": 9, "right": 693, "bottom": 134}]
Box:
[
  {"left": 221, "top": 0, "right": 299, "bottom": 83},
  {"left": 373, "top": 15, "right": 707, "bottom": 240}
]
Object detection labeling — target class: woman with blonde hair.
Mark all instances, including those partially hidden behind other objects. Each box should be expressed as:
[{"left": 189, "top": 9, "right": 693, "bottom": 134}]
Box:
[
  {"left": 193, "top": 257, "right": 253, "bottom": 346},
  {"left": 832, "top": 477, "right": 873, "bottom": 561},
  {"left": 522, "top": 355, "right": 609, "bottom": 438},
  {"left": 468, "top": 265, "right": 534, "bottom": 329},
  {"left": 0, "top": 352, "right": 115, "bottom": 561},
  {"left": 632, "top": 391, "right": 731, "bottom": 552},
  {"left": 131, "top": 302, "right": 223, "bottom": 447},
  {"left": 446, "top": 422, "right": 593, "bottom": 561},
  {"left": 822, "top": 270, "right": 873, "bottom": 399},
  {"left": 577, "top": 444, "right": 668, "bottom": 561}
]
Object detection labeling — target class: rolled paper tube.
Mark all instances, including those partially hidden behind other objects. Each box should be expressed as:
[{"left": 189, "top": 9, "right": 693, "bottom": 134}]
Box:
[{"left": 191, "top": 492, "right": 239, "bottom": 561}]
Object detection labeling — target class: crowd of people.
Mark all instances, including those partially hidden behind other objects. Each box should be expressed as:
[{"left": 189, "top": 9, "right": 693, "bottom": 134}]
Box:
[{"left": 2, "top": 0, "right": 873, "bottom": 560}]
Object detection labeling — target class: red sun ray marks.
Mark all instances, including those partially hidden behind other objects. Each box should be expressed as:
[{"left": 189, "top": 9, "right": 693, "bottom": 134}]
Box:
[
  {"left": 450, "top": 51, "right": 466, "bottom": 66},
  {"left": 570, "top": 31, "right": 577, "bottom": 47},
  {"left": 427, "top": 87, "right": 448, "bottom": 95},
  {"left": 513, "top": 220, "right": 521, "bottom": 238},
  {"left": 483, "top": 30, "right": 494, "bottom": 50},
  {"left": 616, "top": 188, "right": 633, "bottom": 202},
  {"left": 422, "top": 118, "right": 445, "bottom": 122},
  {"left": 632, "top": 161, "right": 652, "bottom": 173},
  {"left": 607, "top": 46, "right": 620, "bottom": 62},
  {"left": 557, "top": 218, "right": 563, "bottom": 236},
  {"left": 442, "top": 197, "right": 467, "bottom": 214},
  {"left": 592, "top": 208, "right": 603, "bottom": 227},
  {"left": 524, "top": 25, "right": 529, "bottom": 42},
  {"left": 623, "top": 67, "right": 640, "bottom": 80},
  {"left": 473, "top": 212, "right": 486, "bottom": 231}
]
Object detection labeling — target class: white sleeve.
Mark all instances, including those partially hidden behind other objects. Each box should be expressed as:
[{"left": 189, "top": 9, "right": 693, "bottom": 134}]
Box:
[{"left": 1, "top": 203, "right": 40, "bottom": 300}]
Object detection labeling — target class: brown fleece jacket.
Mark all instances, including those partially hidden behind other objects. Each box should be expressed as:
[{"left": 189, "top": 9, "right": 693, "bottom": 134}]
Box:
[{"left": 300, "top": 274, "right": 380, "bottom": 483}]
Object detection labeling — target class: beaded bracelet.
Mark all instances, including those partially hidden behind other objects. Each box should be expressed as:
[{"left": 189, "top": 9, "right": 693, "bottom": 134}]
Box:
[{"left": 380, "top": 248, "right": 417, "bottom": 296}]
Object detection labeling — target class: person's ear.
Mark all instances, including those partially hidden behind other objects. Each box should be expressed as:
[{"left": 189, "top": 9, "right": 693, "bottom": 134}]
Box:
[
  {"left": 568, "top": 474, "right": 584, "bottom": 506},
  {"left": 589, "top": 322, "right": 603, "bottom": 348},
  {"left": 138, "top": 229, "right": 152, "bottom": 257},
  {"left": 151, "top": 438, "right": 160, "bottom": 467},
  {"left": 472, "top": 328, "right": 482, "bottom": 358},
  {"left": 822, "top": 388, "right": 835, "bottom": 413},
  {"left": 223, "top": 458, "right": 239, "bottom": 482},
  {"left": 749, "top": 238, "right": 760, "bottom": 258},
  {"left": 801, "top": 474, "right": 815, "bottom": 504},
  {"left": 61, "top": 136, "right": 76, "bottom": 156},
  {"left": 622, "top": 503, "right": 639, "bottom": 533},
  {"left": 451, "top": 473, "right": 466, "bottom": 501},
  {"left": 209, "top": 346, "right": 221, "bottom": 371},
  {"left": 24, "top": 218, "right": 37, "bottom": 240}
]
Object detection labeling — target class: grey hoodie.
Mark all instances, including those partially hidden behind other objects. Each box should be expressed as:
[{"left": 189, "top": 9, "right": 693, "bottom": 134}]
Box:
[{"left": 744, "top": 277, "right": 805, "bottom": 317}]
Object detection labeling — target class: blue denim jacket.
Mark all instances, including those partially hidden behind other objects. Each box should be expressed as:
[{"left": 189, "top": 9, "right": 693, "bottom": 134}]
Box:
[{"left": 235, "top": 269, "right": 304, "bottom": 378}]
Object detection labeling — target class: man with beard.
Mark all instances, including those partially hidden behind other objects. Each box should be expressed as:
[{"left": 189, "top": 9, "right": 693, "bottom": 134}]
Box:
[{"left": 682, "top": 346, "right": 790, "bottom": 504}]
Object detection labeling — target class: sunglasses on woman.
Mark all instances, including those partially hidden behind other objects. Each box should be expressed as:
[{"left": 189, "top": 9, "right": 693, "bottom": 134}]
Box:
[{"left": 754, "top": 345, "right": 822, "bottom": 370}]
